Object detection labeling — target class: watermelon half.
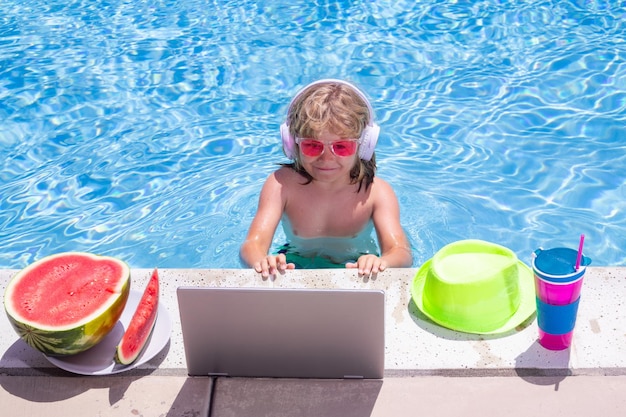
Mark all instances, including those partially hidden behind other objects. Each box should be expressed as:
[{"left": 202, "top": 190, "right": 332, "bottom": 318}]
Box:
[{"left": 4, "top": 252, "right": 130, "bottom": 356}]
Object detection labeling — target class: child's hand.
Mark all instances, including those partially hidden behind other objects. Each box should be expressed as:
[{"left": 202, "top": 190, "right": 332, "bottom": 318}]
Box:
[
  {"left": 253, "top": 254, "right": 295, "bottom": 279},
  {"left": 346, "top": 254, "right": 387, "bottom": 277}
]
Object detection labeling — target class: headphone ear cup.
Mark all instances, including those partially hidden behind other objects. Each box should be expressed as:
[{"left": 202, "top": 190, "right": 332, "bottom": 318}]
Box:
[
  {"left": 281, "top": 123, "right": 296, "bottom": 159},
  {"left": 358, "top": 123, "right": 380, "bottom": 161}
]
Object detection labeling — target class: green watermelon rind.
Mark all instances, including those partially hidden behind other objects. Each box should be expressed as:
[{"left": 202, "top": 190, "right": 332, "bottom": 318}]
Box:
[{"left": 3, "top": 252, "right": 131, "bottom": 356}]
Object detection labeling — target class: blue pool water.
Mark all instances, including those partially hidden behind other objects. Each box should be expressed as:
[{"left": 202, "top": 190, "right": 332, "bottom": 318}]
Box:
[{"left": 1, "top": 0, "right": 626, "bottom": 269}]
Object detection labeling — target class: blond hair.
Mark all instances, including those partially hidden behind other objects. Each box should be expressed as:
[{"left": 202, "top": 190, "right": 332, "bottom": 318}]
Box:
[{"left": 284, "top": 81, "right": 377, "bottom": 191}]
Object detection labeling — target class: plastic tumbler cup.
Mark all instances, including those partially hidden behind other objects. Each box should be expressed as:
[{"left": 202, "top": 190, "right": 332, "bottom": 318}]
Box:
[{"left": 532, "top": 247, "right": 591, "bottom": 350}]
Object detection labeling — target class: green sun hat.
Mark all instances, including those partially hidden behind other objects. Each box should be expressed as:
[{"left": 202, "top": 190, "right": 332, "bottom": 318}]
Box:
[{"left": 411, "top": 239, "right": 536, "bottom": 334}]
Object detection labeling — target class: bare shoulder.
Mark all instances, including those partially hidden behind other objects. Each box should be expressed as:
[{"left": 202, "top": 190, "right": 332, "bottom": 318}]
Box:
[
  {"left": 370, "top": 177, "right": 399, "bottom": 199},
  {"left": 271, "top": 165, "right": 309, "bottom": 188},
  {"left": 259, "top": 166, "right": 303, "bottom": 198},
  {"left": 273, "top": 165, "right": 298, "bottom": 180},
  {"left": 262, "top": 166, "right": 291, "bottom": 185}
]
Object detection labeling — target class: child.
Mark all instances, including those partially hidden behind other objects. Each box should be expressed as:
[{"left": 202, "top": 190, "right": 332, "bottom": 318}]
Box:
[{"left": 240, "top": 79, "right": 413, "bottom": 278}]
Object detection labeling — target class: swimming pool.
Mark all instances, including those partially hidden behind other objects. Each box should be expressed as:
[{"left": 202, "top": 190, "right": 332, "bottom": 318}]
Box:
[{"left": 1, "top": 0, "right": 625, "bottom": 269}]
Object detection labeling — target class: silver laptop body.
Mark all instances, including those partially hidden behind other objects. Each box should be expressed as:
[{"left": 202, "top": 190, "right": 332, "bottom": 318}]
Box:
[{"left": 177, "top": 287, "right": 385, "bottom": 379}]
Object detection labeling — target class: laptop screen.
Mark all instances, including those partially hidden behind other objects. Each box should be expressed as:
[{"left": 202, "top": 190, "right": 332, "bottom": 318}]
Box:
[{"left": 177, "top": 287, "right": 385, "bottom": 379}]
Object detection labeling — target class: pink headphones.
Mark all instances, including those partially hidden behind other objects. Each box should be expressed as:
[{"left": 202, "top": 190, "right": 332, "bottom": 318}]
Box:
[{"left": 280, "top": 79, "right": 380, "bottom": 161}]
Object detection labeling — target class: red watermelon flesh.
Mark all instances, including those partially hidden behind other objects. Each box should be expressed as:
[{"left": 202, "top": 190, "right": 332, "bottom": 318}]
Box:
[
  {"left": 115, "top": 267, "right": 159, "bottom": 365},
  {"left": 4, "top": 252, "right": 130, "bottom": 355},
  {"left": 12, "top": 254, "right": 127, "bottom": 327}
]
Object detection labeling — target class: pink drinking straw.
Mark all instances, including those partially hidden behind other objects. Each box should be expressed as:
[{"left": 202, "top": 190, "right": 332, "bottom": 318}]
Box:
[{"left": 575, "top": 234, "right": 585, "bottom": 270}]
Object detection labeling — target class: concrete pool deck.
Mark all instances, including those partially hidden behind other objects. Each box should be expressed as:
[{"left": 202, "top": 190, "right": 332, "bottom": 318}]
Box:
[{"left": 1, "top": 267, "right": 625, "bottom": 416}]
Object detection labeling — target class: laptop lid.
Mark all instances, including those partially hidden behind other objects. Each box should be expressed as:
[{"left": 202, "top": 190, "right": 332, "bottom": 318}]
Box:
[{"left": 176, "top": 287, "right": 385, "bottom": 379}]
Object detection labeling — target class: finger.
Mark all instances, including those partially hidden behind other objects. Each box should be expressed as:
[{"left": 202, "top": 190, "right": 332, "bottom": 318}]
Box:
[
  {"left": 369, "top": 259, "right": 382, "bottom": 274},
  {"left": 266, "top": 256, "right": 279, "bottom": 273},
  {"left": 360, "top": 256, "right": 382, "bottom": 276},
  {"left": 255, "top": 260, "right": 272, "bottom": 277},
  {"left": 276, "top": 254, "right": 289, "bottom": 272},
  {"left": 358, "top": 260, "right": 373, "bottom": 276}
]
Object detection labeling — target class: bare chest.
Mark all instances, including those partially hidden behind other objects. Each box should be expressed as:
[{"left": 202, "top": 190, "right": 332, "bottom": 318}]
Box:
[{"left": 284, "top": 186, "right": 373, "bottom": 238}]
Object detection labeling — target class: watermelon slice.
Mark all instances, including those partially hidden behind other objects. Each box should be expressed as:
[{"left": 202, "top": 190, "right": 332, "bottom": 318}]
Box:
[
  {"left": 3, "top": 252, "right": 130, "bottom": 356},
  {"left": 115, "top": 267, "right": 159, "bottom": 365}
]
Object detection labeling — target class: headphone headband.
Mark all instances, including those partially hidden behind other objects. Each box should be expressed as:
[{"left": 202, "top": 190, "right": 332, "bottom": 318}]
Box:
[
  {"left": 285, "top": 79, "right": 376, "bottom": 127},
  {"left": 281, "top": 79, "right": 380, "bottom": 161}
]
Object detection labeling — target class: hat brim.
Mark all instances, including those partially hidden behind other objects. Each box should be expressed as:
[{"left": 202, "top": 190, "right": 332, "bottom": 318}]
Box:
[{"left": 411, "top": 259, "right": 536, "bottom": 335}]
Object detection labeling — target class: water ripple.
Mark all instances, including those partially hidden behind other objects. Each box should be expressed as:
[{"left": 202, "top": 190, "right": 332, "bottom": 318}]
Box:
[{"left": 2, "top": 0, "right": 626, "bottom": 268}]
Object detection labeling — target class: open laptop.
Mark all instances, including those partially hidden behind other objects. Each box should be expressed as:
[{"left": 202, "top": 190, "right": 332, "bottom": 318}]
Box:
[{"left": 177, "top": 287, "right": 385, "bottom": 379}]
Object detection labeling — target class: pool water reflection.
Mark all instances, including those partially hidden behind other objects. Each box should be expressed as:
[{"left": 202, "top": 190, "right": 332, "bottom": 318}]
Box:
[{"left": 1, "top": 0, "right": 625, "bottom": 268}]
